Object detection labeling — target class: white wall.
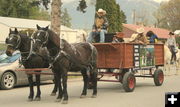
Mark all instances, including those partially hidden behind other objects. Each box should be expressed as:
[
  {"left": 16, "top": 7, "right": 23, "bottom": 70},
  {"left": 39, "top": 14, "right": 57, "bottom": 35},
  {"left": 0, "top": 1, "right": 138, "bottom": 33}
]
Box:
[
  {"left": 0, "top": 23, "right": 9, "bottom": 43},
  {"left": 0, "top": 23, "right": 79, "bottom": 44},
  {"left": 60, "top": 31, "right": 77, "bottom": 43}
]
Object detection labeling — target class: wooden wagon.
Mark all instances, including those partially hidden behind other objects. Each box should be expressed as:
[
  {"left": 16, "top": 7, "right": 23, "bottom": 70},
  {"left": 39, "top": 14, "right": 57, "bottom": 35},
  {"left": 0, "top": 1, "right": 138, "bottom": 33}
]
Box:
[{"left": 93, "top": 43, "right": 164, "bottom": 92}]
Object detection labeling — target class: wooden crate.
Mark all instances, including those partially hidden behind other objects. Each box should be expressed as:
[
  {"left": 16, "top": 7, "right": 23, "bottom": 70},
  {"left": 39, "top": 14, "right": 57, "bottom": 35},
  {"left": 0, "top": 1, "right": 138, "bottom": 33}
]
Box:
[{"left": 93, "top": 43, "right": 164, "bottom": 69}]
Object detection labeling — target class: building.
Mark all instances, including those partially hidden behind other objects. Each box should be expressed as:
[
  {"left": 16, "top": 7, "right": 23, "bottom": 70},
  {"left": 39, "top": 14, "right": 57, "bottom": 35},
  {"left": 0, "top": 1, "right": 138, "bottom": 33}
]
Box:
[
  {"left": 174, "top": 30, "right": 180, "bottom": 36},
  {"left": 74, "top": 29, "right": 88, "bottom": 42},
  {"left": 122, "top": 24, "right": 170, "bottom": 40},
  {"left": 0, "top": 16, "right": 84, "bottom": 43}
]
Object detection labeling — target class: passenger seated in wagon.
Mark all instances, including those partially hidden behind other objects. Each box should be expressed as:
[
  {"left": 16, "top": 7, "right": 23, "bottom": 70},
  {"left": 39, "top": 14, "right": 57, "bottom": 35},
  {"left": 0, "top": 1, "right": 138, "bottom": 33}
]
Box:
[
  {"left": 129, "top": 27, "right": 148, "bottom": 44},
  {"left": 146, "top": 31, "right": 159, "bottom": 43},
  {"left": 86, "top": 8, "right": 108, "bottom": 43}
]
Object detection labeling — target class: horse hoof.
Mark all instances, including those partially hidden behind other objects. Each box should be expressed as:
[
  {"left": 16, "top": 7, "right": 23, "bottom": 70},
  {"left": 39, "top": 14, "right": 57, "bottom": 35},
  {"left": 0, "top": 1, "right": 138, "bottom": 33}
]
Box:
[
  {"left": 62, "top": 100, "right": 68, "bottom": 104},
  {"left": 27, "top": 98, "right": 33, "bottom": 102},
  {"left": 91, "top": 95, "right": 97, "bottom": 98},
  {"left": 34, "top": 97, "right": 41, "bottom": 101},
  {"left": 51, "top": 93, "right": 56, "bottom": 96},
  {"left": 55, "top": 99, "right": 62, "bottom": 102},
  {"left": 80, "top": 95, "right": 86, "bottom": 98}
]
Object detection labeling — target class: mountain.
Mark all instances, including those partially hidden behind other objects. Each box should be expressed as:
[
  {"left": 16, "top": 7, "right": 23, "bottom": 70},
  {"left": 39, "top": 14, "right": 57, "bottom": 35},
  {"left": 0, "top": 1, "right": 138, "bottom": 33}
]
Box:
[
  {"left": 117, "top": 0, "right": 159, "bottom": 24},
  {"left": 62, "top": 0, "right": 159, "bottom": 29}
]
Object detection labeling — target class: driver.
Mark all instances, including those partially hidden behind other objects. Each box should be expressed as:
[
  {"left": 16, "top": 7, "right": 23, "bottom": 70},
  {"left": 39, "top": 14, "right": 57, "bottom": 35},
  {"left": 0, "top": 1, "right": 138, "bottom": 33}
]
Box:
[{"left": 86, "top": 8, "right": 108, "bottom": 43}]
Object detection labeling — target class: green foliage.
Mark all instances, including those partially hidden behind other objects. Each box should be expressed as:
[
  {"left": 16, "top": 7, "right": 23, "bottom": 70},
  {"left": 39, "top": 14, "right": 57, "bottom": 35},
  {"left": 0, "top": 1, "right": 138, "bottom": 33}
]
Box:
[
  {"left": 77, "top": 0, "right": 87, "bottom": 13},
  {"left": 0, "top": 0, "right": 50, "bottom": 20},
  {"left": 0, "top": 44, "right": 7, "bottom": 51},
  {"left": 95, "top": 0, "right": 126, "bottom": 32},
  {"left": 19, "top": 29, "right": 35, "bottom": 36},
  {"left": 154, "top": 0, "right": 180, "bottom": 31},
  {"left": 175, "top": 36, "right": 180, "bottom": 48},
  {"left": 61, "top": 8, "right": 72, "bottom": 27}
]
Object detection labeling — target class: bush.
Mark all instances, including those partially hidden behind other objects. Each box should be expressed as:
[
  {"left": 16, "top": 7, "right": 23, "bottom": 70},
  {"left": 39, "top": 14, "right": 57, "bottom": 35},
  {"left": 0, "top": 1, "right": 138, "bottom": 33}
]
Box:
[
  {"left": 0, "top": 44, "right": 7, "bottom": 51},
  {"left": 19, "top": 29, "right": 34, "bottom": 37},
  {"left": 176, "top": 36, "right": 180, "bottom": 49}
]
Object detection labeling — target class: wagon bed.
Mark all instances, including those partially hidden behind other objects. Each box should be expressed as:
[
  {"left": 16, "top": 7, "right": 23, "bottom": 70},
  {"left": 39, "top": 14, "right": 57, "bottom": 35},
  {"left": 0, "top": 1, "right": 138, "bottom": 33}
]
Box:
[
  {"left": 93, "top": 43, "right": 164, "bottom": 92},
  {"left": 93, "top": 43, "right": 164, "bottom": 69}
]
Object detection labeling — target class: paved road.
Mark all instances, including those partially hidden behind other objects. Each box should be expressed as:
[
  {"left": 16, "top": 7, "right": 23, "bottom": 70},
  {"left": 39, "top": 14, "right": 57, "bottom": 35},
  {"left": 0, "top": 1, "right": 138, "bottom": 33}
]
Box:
[{"left": 0, "top": 75, "right": 180, "bottom": 107}]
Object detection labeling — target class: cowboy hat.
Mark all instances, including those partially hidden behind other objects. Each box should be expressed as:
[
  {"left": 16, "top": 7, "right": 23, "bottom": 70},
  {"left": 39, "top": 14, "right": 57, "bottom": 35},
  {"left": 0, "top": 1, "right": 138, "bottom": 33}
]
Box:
[
  {"left": 136, "top": 27, "right": 145, "bottom": 34},
  {"left": 97, "top": 8, "right": 106, "bottom": 15}
]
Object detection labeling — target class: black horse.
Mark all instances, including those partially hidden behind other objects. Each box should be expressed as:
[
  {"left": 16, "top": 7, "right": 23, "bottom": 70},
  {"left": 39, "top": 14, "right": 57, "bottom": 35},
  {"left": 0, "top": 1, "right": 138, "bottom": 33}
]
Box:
[
  {"left": 5, "top": 28, "right": 58, "bottom": 101},
  {"left": 32, "top": 25, "right": 98, "bottom": 104}
]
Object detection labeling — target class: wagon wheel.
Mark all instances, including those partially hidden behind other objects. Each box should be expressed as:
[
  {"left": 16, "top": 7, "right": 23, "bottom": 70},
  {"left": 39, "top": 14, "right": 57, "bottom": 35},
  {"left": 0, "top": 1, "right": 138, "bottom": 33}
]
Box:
[
  {"left": 122, "top": 72, "right": 136, "bottom": 92},
  {"left": 118, "top": 69, "right": 127, "bottom": 83},
  {"left": 153, "top": 69, "right": 164, "bottom": 86}
]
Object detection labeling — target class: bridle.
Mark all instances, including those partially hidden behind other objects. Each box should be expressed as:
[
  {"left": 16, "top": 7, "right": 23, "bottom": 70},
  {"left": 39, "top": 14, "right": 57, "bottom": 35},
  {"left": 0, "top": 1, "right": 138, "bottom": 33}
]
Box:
[
  {"left": 7, "top": 33, "right": 34, "bottom": 61},
  {"left": 7, "top": 34, "right": 21, "bottom": 49},
  {"left": 32, "top": 30, "right": 49, "bottom": 48}
]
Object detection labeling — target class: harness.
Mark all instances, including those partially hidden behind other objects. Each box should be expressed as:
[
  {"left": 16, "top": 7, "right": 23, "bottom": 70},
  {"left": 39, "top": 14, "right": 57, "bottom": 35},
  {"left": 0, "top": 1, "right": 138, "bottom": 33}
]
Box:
[
  {"left": 33, "top": 30, "right": 95, "bottom": 70},
  {"left": 32, "top": 30, "right": 49, "bottom": 47},
  {"left": 7, "top": 34, "right": 21, "bottom": 49}
]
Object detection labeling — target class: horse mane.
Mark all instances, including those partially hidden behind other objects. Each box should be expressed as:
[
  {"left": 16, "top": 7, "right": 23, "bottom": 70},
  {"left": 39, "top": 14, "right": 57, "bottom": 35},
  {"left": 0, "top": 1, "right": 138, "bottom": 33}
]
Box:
[
  {"left": 19, "top": 33, "right": 29, "bottom": 40},
  {"left": 47, "top": 29, "right": 60, "bottom": 48}
]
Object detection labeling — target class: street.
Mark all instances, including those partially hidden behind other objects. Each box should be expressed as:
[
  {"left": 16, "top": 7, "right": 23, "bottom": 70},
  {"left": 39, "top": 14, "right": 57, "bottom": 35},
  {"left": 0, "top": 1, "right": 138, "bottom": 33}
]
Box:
[{"left": 0, "top": 73, "right": 180, "bottom": 107}]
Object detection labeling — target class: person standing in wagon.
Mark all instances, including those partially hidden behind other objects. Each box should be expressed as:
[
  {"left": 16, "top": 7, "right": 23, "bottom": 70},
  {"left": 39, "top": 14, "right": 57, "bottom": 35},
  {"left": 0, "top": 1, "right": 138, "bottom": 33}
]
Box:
[{"left": 87, "top": 8, "right": 109, "bottom": 43}]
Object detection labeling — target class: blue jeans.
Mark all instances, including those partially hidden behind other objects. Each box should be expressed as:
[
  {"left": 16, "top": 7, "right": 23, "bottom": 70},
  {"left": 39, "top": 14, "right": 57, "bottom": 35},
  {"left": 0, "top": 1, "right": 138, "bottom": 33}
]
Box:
[{"left": 86, "top": 29, "right": 107, "bottom": 43}]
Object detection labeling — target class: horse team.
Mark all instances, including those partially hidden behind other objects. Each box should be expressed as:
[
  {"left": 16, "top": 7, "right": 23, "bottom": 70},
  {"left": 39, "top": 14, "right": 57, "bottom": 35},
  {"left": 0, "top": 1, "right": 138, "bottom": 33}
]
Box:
[{"left": 5, "top": 25, "right": 98, "bottom": 104}]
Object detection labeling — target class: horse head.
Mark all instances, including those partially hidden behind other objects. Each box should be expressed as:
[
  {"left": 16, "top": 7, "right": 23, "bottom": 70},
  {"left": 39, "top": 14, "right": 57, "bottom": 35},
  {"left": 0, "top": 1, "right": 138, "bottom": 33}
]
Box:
[
  {"left": 32, "top": 24, "right": 49, "bottom": 54},
  {"left": 5, "top": 28, "right": 21, "bottom": 56}
]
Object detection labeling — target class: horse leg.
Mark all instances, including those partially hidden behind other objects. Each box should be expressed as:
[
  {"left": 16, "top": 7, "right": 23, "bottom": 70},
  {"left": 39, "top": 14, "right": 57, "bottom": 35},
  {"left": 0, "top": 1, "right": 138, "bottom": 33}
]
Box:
[
  {"left": 91, "top": 68, "right": 97, "bottom": 98},
  {"left": 34, "top": 73, "right": 41, "bottom": 101},
  {"left": 61, "top": 70, "right": 68, "bottom": 104},
  {"left": 56, "top": 73, "right": 63, "bottom": 102},
  {"left": 80, "top": 69, "right": 89, "bottom": 98},
  {"left": 51, "top": 71, "right": 58, "bottom": 96},
  {"left": 27, "top": 74, "right": 34, "bottom": 101}
]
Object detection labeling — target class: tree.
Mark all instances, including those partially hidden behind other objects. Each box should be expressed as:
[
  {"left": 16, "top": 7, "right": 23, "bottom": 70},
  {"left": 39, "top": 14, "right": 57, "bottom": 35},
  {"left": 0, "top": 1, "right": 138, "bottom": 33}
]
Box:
[
  {"left": 31, "top": 0, "right": 61, "bottom": 35},
  {"left": 120, "top": 10, "right": 127, "bottom": 24},
  {"left": 95, "top": 0, "right": 126, "bottom": 32},
  {"left": 77, "top": 0, "right": 87, "bottom": 13},
  {"left": 61, "top": 8, "right": 72, "bottom": 28},
  {"left": 154, "top": 0, "right": 180, "bottom": 31},
  {"left": 0, "top": 0, "right": 50, "bottom": 20},
  {"left": 50, "top": 0, "right": 61, "bottom": 36}
]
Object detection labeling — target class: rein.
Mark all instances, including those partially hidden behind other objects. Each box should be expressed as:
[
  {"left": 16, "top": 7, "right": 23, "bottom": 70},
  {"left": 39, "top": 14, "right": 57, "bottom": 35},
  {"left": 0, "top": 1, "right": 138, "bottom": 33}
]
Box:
[
  {"left": 32, "top": 29, "right": 92, "bottom": 69},
  {"left": 20, "top": 32, "right": 36, "bottom": 61}
]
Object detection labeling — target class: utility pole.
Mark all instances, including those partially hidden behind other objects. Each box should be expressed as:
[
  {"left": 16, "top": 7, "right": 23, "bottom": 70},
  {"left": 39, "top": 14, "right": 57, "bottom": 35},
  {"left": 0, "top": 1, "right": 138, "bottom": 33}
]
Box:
[{"left": 132, "top": 9, "right": 136, "bottom": 25}]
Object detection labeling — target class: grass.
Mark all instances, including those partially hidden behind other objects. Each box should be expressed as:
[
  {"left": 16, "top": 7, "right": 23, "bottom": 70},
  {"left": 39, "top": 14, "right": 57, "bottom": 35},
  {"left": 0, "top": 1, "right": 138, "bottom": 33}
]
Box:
[{"left": 0, "top": 44, "right": 7, "bottom": 51}]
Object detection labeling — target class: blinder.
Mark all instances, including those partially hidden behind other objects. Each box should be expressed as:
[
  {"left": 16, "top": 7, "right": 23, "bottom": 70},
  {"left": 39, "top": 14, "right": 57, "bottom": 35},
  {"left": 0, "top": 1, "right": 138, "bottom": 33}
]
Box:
[
  {"left": 33, "top": 30, "right": 49, "bottom": 48},
  {"left": 6, "top": 33, "right": 21, "bottom": 49}
]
